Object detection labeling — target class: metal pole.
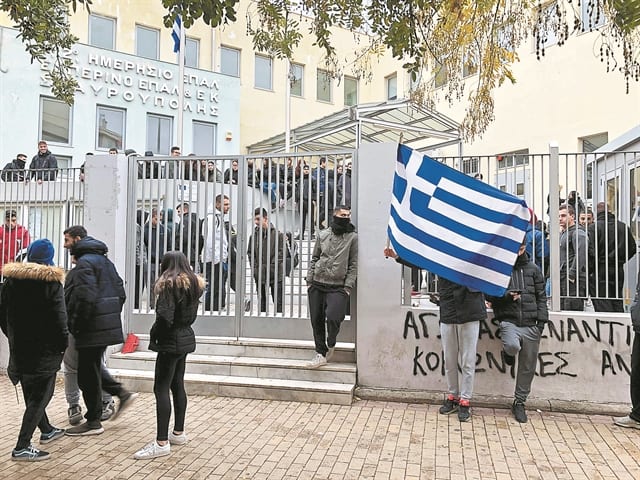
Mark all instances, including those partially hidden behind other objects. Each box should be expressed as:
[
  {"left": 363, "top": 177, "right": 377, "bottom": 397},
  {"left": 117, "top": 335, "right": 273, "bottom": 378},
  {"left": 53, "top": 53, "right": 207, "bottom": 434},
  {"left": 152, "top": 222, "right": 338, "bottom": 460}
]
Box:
[{"left": 549, "top": 142, "right": 561, "bottom": 312}]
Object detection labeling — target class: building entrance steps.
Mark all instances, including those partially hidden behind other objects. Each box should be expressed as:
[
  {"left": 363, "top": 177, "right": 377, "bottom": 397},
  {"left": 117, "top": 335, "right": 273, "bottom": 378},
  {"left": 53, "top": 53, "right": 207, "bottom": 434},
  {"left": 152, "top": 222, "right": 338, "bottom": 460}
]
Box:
[{"left": 109, "top": 336, "right": 356, "bottom": 405}]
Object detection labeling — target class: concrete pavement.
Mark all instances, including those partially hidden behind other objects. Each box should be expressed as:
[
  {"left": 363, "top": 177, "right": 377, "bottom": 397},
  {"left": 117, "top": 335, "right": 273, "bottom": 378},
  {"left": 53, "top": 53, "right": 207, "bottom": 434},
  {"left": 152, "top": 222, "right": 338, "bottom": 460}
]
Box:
[{"left": 1, "top": 375, "right": 640, "bottom": 479}]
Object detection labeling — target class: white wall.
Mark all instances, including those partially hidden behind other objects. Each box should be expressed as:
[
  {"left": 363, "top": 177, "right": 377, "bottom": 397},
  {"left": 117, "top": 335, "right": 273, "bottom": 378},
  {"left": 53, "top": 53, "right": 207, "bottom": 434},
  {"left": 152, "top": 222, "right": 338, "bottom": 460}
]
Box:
[{"left": 356, "top": 142, "right": 632, "bottom": 405}]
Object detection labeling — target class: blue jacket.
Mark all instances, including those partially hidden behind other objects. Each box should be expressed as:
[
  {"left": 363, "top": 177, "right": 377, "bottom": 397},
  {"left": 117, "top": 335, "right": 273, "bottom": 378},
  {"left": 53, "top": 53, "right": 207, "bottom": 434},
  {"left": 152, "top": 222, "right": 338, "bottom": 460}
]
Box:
[{"left": 525, "top": 224, "right": 549, "bottom": 271}]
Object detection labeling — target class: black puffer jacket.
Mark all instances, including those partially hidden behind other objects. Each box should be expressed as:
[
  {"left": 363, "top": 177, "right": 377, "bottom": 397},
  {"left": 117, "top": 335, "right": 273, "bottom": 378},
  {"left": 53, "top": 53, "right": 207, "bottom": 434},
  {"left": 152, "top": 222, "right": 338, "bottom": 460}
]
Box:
[
  {"left": 0, "top": 262, "right": 68, "bottom": 384},
  {"left": 29, "top": 150, "right": 58, "bottom": 181},
  {"left": 486, "top": 252, "right": 548, "bottom": 328},
  {"left": 438, "top": 278, "right": 486, "bottom": 325},
  {"left": 149, "top": 274, "right": 205, "bottom": 354},
  {"left": 65, "top": 236, "right": 126, "bottom": 348}
]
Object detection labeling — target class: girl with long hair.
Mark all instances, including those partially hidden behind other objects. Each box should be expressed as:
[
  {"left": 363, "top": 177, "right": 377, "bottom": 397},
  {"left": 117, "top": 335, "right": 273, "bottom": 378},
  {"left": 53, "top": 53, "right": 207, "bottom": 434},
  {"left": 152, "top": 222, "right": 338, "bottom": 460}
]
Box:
[{"left": 133, "top": 251, "right": 205, "bottom": 460}]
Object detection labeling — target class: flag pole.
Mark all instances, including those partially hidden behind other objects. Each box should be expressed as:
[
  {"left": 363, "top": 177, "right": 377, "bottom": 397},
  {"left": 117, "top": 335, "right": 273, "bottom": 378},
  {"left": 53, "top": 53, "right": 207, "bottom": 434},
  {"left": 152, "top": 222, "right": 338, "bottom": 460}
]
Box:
[{"left": 177, "top": 18, "right": 186, "bottom": 151}]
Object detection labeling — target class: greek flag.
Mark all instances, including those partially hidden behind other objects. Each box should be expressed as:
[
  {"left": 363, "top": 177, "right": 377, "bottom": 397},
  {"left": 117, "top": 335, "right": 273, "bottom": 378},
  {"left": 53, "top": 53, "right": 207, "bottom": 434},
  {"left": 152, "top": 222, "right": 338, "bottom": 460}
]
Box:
[
  {"left": 172, "top": 15, "right": 182, "bottom": 53},
  {"left": 388, "top": 144, "right": 530, "bottom": 297}
]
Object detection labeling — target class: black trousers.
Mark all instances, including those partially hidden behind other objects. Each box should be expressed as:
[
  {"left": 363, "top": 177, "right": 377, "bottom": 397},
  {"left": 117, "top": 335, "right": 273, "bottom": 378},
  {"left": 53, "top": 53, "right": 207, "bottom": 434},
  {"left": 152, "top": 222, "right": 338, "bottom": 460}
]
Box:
[
  {"left": 257, "top": 280, "right": 284, "bottom": 313},
  {"left": 205, "top": 262, "right": 227, "bottom": 311},
  {"left": 77, "top": 346, "right": 126, "bottom": 422},
  {"left": 154, "top": 352, "right": 188, "bottom": 442},
  {"left": 16, "top": 373, "right": 56, "bottom": 450},
  {"left": 301, "top": 202, "right": 316, "bottom": 236},
  {"left": 308, "top": 284, "right": 349, "bottom": 356},
  {"left": 630, "top": 333, "right": 640, "bottom": 421}
]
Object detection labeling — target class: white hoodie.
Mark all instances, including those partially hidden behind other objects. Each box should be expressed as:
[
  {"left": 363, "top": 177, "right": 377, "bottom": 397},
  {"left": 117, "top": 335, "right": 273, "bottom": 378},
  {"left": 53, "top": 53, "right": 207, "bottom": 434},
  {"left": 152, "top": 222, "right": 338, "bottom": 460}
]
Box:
[{"left": 202, "top": 203, "right": 227, "bottom": 264}]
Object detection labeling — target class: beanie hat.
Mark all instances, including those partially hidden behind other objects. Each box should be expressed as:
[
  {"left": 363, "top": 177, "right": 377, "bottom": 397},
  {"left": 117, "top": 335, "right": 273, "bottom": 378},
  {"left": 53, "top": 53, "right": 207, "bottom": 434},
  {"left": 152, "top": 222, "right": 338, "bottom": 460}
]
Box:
[{"left": 27, "top": 239, "right": 55, "bottom": 266}]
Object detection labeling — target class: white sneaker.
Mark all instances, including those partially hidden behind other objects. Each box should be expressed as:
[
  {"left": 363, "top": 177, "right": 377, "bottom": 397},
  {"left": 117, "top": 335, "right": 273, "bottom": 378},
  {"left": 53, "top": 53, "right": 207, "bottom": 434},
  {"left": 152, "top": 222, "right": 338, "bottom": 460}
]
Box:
[
  {"left": 326, "top": 347, "right": 335, "bottom": 362},
  {"left": 133, "top": 441, "right": 170, "bottom": 460},
  {"left": 308, "top": 353, "right": 327, "bottom": 369},
  {"left": 168, "top": 431, "right": 188, "bottom": 445}
]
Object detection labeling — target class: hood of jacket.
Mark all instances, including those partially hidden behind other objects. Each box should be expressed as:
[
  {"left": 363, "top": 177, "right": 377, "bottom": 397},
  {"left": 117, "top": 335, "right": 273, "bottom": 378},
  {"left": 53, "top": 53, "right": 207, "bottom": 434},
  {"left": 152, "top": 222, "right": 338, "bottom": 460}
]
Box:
[
  {"left": 514, "top": 251, "right": 530, "bottom": 268},
  {"left": 154, "top": 273, "right": 206, "bottom": 295},
  {"left": 71, "top": 236, "right": 109, "bottom": 258},
  {"left": 2, "top": 261, "right": 64, "bottom": 283}
]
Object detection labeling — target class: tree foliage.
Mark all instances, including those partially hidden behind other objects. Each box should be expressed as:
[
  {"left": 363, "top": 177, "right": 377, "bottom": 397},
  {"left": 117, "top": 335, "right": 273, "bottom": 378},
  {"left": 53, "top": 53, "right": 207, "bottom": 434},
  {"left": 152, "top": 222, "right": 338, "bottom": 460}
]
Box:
[{"left": 3, "top": 0, "right": 639, "bottom": 139}]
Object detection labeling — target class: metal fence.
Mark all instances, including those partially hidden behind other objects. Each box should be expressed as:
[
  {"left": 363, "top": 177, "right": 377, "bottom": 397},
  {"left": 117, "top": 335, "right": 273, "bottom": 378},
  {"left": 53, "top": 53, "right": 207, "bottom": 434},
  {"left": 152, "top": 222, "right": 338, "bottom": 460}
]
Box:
[
  {"left": 402, "top": 149, "right": 640, "bottom": 313},
  {"left": 0, "top": 167, "right": 84, "bottom": 279}
]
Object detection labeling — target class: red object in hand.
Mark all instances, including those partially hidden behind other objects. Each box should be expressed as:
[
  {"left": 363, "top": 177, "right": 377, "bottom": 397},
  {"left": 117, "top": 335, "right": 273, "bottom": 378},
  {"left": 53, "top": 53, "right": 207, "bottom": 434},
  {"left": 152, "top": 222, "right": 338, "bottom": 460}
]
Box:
[{"left": 121, "top": 333, "right": 139, "bottom": 354}]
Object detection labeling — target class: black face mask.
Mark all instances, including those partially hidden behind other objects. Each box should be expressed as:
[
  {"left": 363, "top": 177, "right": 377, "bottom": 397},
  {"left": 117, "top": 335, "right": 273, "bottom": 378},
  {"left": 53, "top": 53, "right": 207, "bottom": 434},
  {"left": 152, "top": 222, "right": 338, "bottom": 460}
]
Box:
[{"left": 331, "top": 216, "right": 351, "bottom": 234}]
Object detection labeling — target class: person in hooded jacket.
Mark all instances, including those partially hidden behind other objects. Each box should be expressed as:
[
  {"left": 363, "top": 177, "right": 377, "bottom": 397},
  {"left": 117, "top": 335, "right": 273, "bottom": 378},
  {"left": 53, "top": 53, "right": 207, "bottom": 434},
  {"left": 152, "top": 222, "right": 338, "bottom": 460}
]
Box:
[
  {"left": 306, "top": 205, "right": 357, "bottom": 368},
  {"left": 0, "top": 239, "right": 68, "bottom": 461},
  {"left": 295, "top": 164, "right": 316, "bottom": 240},
  {"left": 64, "top": 232, "right": 137, "bottom": 436},
  {"left": 29, "top": 141, "right": 58, "bottom": 182},
  {"left": 133, "top": 251, "right": 205, "bottom": 460},
  {"left": 1, "top": 153, "right": 27, "bottom": 182},
  {"left": 485, "top": 242, "right": 548, "bottom": 423}
]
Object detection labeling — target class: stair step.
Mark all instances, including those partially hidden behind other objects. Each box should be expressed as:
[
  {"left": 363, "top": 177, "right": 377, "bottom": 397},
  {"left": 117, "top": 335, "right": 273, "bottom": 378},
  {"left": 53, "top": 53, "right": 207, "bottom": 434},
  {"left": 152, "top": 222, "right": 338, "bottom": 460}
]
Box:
[
  {"left": 109, "top": 351, "right": 356, "bottom": 383},
  {"left": 111, "top": 368, "right": 354, "bottom": 405}
]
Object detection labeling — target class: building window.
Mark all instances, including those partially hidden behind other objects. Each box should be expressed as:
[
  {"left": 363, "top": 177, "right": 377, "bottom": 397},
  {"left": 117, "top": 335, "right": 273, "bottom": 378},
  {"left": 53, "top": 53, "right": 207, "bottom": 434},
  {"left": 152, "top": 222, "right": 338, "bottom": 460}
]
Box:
[
  {"left": 89, "top": 14, "right": 115, "bottom": 50},
  {"left": 581, "top": 132, "right": 608, "bottom": 153},
  {"left": 220, "top": 46, "right": 240, "bottom": 77},
  {"left": 40, "top": 97, "right": 72, "bottom": 145},
  {"left": 344, "top": 76, "right": 358, "bottom": 106},
  {"left": 192, "top": 121, "right": 217, "bottom": 156},
  {"left": 290, "top": 63, "right": 304, "bottom": 97},
  {"left": 136, "top": 25, "right": 159, "bottom": 60},
  {"left": 255, "top": 54, "right": 272, "bottom": 90},
  {"left": 497, "top": 149, "right": 530, "bottom": 169},
  {"left": 386, "top": 74, "right": 397, "bottom": 100},
  {"left": 463, "top": 49, "right": 478, "bottom": 78},
  {"left": 462, "top": 157, "right": 479, "bottom": 175},
  {"left": 146, "top": 114, "right": 172, "bottom": 155},
  {"left": 96, "top": 106, "right": 125, "bottom": 150},
  {"left": 535, "top": 2, "right": 559, "bottom": 49},
  {"left": 434, "top": 63, "right": 447, "bottom": 89},
  {"left": 185, "top": 37, "right": 199, "bottom": 68},
  {"left": 316, "top": 69, "right": 332, "bottom": 102},
  {"left": 55, "top": 155, "right": 72, "bottom": 171},
  {"left": 582, "top": 0, "right": 606, "bottom": 31}
]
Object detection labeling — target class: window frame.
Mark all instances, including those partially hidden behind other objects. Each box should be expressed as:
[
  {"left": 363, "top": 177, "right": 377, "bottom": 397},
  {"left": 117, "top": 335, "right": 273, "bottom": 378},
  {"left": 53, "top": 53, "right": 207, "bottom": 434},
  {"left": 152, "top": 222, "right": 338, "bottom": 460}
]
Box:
[
  {"left": 316, "top": 69, "right": 333, "bottom": 103},
  {"left": 220, "top": 45, "right": 240, "bottom": 77},
  {"left": 39, "top": 96, "right": 73, "bottom": 146},
  {"left": 146, "top": 113, "right": 173, "bottom": 155},
  {"left": 88, "top": 13, "right": 116, "bottom": 50},
  {"left": 497, "top": 149, "right": 530, "bottom": 169},
  {"left": 255, "top": 54, "right": 273, "bottom": 90},
  {"left": 95, "top": 105, "right": 126, "bottom": 151},
  {"left": 581, "top": 0, "right": 606, "bottom": 31},
  {"left": 185, "top": 37, "right": 200, "bottom": 68},
  {"left": 290, "top": 63, "right": 304, "bottom": 97},
  {"left": 192, "top": 121, "right": 218, "bottom": 156},
  {"left": 135, "top": 24, "right": 160, "bottom": 60},
  {"left": 386, "top": 73, "right": 398, "bottom": 100},
  {"left": 343, "top": 75, "right": 358, "bottom": 106}
]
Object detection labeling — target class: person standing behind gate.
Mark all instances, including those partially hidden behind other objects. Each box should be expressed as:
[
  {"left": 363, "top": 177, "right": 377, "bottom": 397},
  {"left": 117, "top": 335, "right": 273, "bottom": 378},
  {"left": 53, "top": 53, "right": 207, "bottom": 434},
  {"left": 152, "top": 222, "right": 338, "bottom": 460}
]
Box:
[
  {"left": 64, "top": 232, "right": 137, "bottom": 436},
  {"left": 485, "top": 241, "right": 548, "bottom": 423},
  {"left": 0, "top": 209, "right": 31, "bottom": 275},
  {"left": 202, "top": 194, "right": 230, "bottom": 311},
  {"left": 588, "top": 202, "right": 637, "bottom": 312},
  {"left": 29, "top": 140, "right": 58, "bottom": 183},
  {"left": 306, "top": 205, "right": 357, "bottom": 368},
  {"left": 175, "top": 202, "right": 201, "bottom": 272},
  {"left": 144, "top": 208, "right": 166, "bottom": 308},
  {"left": 559, "top": 204, "right": 588, "bottom": 311},
  {"left": 248, "top": 208, "right": 285, "bottom": 313},
  {"left": 0, "top": 239, "right": 68, "bottom": 461},
  {"left": 133, "top": 252, "right": 205, "bottom": 459}
]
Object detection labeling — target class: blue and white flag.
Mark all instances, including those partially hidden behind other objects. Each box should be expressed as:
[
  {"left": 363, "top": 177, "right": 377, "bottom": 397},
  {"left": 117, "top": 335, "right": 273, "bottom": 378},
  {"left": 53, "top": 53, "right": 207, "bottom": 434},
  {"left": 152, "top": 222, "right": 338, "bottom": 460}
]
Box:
[
  {"left": 388, "top": 144, "right": 530, "bottom": 297},
  {"left": 172, "top": 15, "right": 182, "bottom": 53}
]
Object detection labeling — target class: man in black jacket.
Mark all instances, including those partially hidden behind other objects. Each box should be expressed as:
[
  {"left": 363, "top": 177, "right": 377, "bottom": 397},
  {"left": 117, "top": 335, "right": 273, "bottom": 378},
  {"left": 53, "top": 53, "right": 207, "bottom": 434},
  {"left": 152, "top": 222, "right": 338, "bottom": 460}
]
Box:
[
  {"left": 588, "top": 202, "right": 637, "bottom": 312},
  {"left": 0, "top": 239, "right": 68, "bottom": 461},
  {"left": 486, "top": 242, "right": 548, "bottom": 423},
  {"left": 64, "top": 229, "right": 137, "bottom": 436},
  {"left": 29, "top": 141, "right": 58, "bottom": 182},
  {"left": 1, "top": 153, "right": 27, "bottom": 182}
]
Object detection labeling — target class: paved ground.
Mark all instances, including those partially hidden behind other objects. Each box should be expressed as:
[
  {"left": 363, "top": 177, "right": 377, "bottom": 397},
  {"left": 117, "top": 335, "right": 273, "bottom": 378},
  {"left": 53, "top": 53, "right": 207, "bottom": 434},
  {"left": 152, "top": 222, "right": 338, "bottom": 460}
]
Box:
[{"left": 2, "top": 375, "right": 640, "bottom": 480}]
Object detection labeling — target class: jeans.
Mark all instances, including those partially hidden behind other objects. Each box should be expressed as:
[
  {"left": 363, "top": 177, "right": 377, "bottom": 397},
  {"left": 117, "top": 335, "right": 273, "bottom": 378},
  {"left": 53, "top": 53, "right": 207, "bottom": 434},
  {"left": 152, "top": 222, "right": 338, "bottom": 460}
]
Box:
[
  {"left": 16, "top": 373, "right": 56, "bottom": 450},
  {"left": 77, "top": 346, "right": 127, "bottom": 422},
  {"left": 308, "top": 284, "right": 349, "bottom": 356},
  {"left": 63, "top": 334, "right": 112, "bottom": 407},
  {"left": 154, "top": 352, "right": 188, "bottom": 442},
  {"left": 500, "top": 322, "right": 541, "bottom": 403},
  {"left": 440, "top": 322, "right": 480, "bottom": 401},
  {"left": 262, "top": 181, "right": 278, "bottom": 204},
  {"left": 204, "top": 262, "right": 227, "bottom": 311}
]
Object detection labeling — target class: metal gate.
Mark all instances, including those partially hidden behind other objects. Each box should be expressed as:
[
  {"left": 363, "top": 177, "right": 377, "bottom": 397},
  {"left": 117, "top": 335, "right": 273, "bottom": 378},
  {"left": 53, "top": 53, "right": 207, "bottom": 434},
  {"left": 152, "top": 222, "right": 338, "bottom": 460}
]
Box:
[{"left": 126, "top": 150, "right": 357, "bottom": 342}]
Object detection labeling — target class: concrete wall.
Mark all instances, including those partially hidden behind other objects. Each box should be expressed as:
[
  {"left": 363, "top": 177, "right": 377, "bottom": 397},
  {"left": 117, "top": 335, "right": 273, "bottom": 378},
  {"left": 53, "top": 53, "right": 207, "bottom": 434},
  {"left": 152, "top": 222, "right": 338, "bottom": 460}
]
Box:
[{"left": 356, "top": 142, "right": 632, "bottom": 407}]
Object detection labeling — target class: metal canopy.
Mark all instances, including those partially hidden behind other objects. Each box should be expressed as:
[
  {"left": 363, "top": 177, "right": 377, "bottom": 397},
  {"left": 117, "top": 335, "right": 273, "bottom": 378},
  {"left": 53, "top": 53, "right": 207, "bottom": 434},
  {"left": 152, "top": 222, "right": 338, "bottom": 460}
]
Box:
[{"left": 246, "top": 99, "right": 461, "bottom": 154}]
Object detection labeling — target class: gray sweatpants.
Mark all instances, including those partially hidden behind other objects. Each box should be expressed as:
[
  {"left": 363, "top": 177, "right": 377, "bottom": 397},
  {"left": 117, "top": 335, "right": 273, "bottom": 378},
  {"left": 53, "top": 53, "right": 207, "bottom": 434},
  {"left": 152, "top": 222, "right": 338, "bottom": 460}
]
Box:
[
  {"left": 500, "top": 322, "right": 541, "bottom": 403},
  {"left": 62, "top": 334, "right": 112, "bottom": 407},
  {"left": 440, "top": 322, "right": 480, "bottom": 401}
]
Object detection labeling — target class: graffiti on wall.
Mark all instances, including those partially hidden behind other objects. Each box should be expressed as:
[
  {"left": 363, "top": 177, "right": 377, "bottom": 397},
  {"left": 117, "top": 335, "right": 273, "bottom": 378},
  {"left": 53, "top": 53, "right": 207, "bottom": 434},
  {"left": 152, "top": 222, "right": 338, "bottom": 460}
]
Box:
[{"left": 403, "top": 310, "right": 632, "bottom": 379}]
